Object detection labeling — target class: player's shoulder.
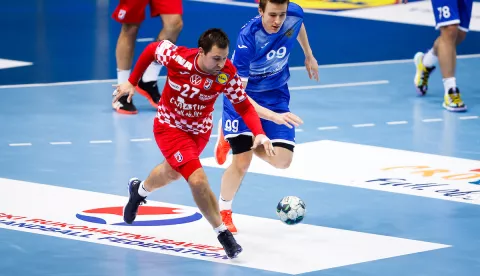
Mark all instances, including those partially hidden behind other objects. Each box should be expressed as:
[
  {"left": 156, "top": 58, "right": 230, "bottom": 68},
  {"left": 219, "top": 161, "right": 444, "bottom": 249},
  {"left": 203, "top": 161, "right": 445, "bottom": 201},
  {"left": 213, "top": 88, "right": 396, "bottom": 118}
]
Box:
[
  {"left": 287, "top": 2, "right": 304, "bottom": 18},
  {"left": 238, "top": 15, "right": 262, "bottom": 39}
]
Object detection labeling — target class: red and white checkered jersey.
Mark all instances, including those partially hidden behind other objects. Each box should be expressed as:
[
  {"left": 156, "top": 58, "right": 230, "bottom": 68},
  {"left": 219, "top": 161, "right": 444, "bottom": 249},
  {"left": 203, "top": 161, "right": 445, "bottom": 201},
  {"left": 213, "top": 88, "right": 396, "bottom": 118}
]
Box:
[{"left": 153, "top": 40, "right": 247, "bottom": 135}]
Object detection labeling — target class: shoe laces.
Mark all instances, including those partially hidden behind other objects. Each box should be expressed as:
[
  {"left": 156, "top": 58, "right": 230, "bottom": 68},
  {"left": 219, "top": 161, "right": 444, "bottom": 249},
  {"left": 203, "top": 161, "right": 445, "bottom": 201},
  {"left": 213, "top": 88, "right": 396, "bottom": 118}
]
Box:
[
  {"left": 449, "top": 93, "right": 463, "bottom": 106},
  {"left": 421, "top": 67, "right": 433, "bottom": 85}
]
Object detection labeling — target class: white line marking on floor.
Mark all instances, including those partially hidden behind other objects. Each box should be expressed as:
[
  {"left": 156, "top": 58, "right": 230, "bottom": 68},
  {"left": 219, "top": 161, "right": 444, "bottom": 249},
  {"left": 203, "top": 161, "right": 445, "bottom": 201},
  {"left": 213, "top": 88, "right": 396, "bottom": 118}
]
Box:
[
  {"left": 49, "top": 142, "right": 72, "bottom": 145},
  {"left": 353, "top": 123, "right": 375, "bottom": 128},
  {"left": 317, "top": 126, "right": 339, "bottom": 130},
  {"left": 459, "top": 116, "right": 479, "bottom": 120},
  {"left": 136, "top": 38, "right": 154, "bottom": 42},
  {"left": 387, "top": 121, "right": 408, "bottom": 125},
  {"left": 89, "top": 140, "right": 112, "bottom": 144},
  {"left": 130, "top": 138, "right": 152, "bottom": 142},
  {"left": 290, "top": 80, "right": 388, "bottom": 91},
  {"left": 422, "top": 118, "right": 443, "bottom": 122},
  {"left": 9, "top": 143, "right": 32, "bottom": 147}
]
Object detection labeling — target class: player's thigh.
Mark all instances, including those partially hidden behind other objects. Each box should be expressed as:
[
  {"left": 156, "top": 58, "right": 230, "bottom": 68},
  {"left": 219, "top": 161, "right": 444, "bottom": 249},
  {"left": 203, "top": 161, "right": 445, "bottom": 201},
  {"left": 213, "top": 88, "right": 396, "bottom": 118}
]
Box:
[
  {"left": 150, "top": 0, "right": 183, "bottom": 16},
  {"left": 153, "top": 124, "right": 201, "bottom": 172},
  {"left": 431, "top": 0, "right": 461, "bottom": 30},
  {"left": 112, "top": 0, "right": 149, "bottom": 24}
]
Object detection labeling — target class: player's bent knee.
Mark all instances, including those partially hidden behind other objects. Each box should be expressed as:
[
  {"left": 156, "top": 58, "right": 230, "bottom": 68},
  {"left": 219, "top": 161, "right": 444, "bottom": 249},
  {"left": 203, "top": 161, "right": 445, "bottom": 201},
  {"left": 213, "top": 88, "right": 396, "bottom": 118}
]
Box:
[
  {"left": 456, "top": 30, "right": 467, "bottom": 45},
  {"left": 161, "top": 15, "right": 183, "bottom": 33},
  {"left": 121, "top": 24, "right": 140, "bottom": 37},
  {"left": 187, "top": 169, "right": 209, "bottom": 194},
  {"left": 232, "top": 153, "right": 252, "bottom": 175},
  {"left": 179, "top": 159, "right": 203, "bottom": 182},
  {"left": 440, "top": 25, "right": 459, "bottom": 41}
]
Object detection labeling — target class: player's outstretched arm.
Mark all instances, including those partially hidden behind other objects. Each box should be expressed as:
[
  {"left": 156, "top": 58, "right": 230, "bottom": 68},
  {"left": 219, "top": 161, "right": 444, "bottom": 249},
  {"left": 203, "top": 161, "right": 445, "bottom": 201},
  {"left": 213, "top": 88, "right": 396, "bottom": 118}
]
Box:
[
  {"left": 297, "top": 23, "right": 319, "bottom": 82},
  {"left": 112, "top": 42, "right": 160, "bottom": 103}
]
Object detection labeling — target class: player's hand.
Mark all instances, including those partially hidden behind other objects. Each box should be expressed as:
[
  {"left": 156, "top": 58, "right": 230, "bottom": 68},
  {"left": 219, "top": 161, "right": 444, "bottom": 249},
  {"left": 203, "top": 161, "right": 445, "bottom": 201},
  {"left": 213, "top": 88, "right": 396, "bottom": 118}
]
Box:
[
  {"left": 305, "top": 54, "right": 319, "bottom": 82},
  {"left": 272, "top": 112, "right": 303, "bottom": 129},
  {"left": 112, "top": 81, "right": 135, "bottom": 103},
  {"left": 251, "top": 134, "right": 275, "bottom": 156}
]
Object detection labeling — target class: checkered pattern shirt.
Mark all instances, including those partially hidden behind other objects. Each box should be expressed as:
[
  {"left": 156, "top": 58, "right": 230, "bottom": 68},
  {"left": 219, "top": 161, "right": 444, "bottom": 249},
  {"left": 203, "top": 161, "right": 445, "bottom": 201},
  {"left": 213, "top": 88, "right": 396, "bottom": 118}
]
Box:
[{"left": 153, "top": 40, "right": 247, "bottom": 135}]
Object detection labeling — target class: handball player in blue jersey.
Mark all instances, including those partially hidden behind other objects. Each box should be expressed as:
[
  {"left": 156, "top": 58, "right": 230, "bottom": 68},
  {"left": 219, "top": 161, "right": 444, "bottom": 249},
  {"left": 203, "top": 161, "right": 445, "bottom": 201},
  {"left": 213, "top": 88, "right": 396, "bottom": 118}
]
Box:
[
  {"left": 413, "top": 0, "right": 472, "bottom": 112},
  {"left": 214, "top": 0, "right": 318, "bottom": 234}
]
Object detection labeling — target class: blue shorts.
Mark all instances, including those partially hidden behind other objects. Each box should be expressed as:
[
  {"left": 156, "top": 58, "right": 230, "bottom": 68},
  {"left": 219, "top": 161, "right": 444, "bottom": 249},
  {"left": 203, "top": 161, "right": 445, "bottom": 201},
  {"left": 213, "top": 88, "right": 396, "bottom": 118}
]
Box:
[
  {"left": 431, "top": 0, "right": 473, "bottom": 32},
  {"left": 221, "top": 84, "right": 295, "bottom": 146}
]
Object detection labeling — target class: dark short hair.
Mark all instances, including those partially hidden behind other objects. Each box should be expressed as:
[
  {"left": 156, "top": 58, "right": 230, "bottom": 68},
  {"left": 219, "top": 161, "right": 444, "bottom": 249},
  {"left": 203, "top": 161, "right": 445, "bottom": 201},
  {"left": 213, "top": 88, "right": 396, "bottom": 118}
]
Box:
[
  {"left": 259, "top": 0, "right": 289, "bottom": 12},
  {"left": 198, "top": 28, "right": 230, "bottom": 54}
]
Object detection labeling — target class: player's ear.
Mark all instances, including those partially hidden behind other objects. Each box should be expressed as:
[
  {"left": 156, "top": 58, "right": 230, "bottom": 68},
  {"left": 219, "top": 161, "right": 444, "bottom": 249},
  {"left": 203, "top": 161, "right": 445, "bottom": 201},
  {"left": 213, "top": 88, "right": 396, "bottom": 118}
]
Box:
[
  {"left": 258, "top": 7, "right": 263, "bottom": 15},
  {"left": 198, "top": 47, "right": 205, "bottom": 56}
]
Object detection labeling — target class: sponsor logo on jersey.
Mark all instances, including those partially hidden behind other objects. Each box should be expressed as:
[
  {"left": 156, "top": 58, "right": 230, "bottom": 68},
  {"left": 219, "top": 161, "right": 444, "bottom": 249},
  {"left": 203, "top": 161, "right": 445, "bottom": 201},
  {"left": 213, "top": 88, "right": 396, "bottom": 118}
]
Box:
[{"left": 216, "top": 73, "right": 229, "bottom": 85}]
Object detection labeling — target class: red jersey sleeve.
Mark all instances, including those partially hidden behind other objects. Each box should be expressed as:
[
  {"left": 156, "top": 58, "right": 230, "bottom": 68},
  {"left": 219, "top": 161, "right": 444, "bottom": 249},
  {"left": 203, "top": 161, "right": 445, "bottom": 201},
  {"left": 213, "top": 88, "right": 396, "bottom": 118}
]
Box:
[
  {"left": 128, "top": 40, "right": 178, "bottom": 86},
  {"left": 224, "top": 74, "right": 265, "bottom": 136}
]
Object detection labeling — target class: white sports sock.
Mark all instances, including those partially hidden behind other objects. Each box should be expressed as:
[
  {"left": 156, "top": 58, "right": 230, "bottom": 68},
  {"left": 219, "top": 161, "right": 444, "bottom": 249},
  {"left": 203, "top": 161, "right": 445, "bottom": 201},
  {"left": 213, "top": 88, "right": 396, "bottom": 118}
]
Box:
[
  {"left": 219, "top": 196, "right": 233, "bottom": 211},
  {"left": 142, "top": 62, "right": 163, "bottom": 82},
  {"left": 138, "top": 181, "right": 151, "bottom": 197},
  {"left": 117, "top": 69, "right": 130, "bottom": 84},
  {"left": 443, "top": 77, "right": 457, "bottom": 94},
  {"left": 423, "top": 48, "right": 438, "bottom": 68},
  {"left": 214, "top": 223, "right": 227, "bottom": 235}
]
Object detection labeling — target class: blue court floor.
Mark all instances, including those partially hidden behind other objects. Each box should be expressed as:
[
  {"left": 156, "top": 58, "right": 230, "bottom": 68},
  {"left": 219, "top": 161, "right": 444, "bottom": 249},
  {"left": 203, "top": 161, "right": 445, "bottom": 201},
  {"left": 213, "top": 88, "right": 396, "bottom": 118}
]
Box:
[{"left": 1, "top": 1, "right": 480, "bottom": 275}]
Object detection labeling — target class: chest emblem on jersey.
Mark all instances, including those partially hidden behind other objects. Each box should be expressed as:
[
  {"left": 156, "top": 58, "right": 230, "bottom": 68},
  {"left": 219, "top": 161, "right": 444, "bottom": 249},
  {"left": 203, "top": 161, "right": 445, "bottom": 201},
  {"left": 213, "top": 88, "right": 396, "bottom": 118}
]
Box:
[
  {"left": 204, "top": 78, "right": 213, "bottom": 90},
  {"left": 190, "top": 74, "right": 202, "bottom": 86},
  {"left": 216, "top": 73, "right": 229, "bottom": 85},
  {"left": 285, "top": 28, "right": 294, "bottom": 38}
]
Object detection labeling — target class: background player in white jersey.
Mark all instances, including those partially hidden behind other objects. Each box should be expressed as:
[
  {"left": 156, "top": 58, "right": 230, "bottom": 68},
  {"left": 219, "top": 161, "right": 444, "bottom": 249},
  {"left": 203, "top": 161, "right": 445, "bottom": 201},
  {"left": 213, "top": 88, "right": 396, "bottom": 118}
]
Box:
[
  {"left": 213, "top": 0, "right": 318, "bottom": 234},
  {"left": 413, "top": 0, "right": 472, "bottom": 112}
]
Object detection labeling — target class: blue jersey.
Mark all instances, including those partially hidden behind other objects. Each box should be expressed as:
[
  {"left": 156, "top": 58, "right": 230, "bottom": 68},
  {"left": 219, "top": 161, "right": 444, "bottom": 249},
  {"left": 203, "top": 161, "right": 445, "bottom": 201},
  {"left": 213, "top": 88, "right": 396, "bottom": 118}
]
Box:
[
  {"left": 220, "top": 3, "right": 304, "bottom": 144},
  {"left": 231, "top": 2, "right": 304, "bottom": 93}
]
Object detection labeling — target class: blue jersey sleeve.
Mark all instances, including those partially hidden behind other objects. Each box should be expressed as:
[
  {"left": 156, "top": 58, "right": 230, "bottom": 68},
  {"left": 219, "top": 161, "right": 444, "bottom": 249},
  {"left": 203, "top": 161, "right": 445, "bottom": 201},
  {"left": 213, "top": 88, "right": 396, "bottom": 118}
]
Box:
[
  {"left": 287, "top": 2, "right": 304, "bottom": 19},
  {"left": 231, "top": 32, "right": 255, "bottom": 79}
]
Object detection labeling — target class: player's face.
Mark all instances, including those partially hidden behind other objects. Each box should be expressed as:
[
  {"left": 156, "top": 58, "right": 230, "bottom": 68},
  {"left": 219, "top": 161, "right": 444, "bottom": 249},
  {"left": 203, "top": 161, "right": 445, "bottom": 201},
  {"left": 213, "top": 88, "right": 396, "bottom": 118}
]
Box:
[
  {"left": 259, "top": 1, "right": 288, "bottom": 34},
  {"left": 199, "top": 45, "right": 229, "bottom": 75}
]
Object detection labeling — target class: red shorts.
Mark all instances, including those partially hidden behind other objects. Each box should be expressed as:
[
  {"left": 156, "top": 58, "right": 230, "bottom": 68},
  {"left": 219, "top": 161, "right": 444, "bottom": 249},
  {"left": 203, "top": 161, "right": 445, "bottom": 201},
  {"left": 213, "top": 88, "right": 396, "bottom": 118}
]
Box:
[
  {"left": 112, "top": 0, "right": 183, "bottom": 24},
  {"left": 153, "top": 120, "right": 211, "bottom": 179}
]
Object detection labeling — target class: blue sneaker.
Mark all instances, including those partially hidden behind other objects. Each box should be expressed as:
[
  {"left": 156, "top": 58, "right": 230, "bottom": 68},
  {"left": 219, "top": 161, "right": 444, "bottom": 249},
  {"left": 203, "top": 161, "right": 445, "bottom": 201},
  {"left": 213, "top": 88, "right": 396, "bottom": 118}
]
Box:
[
  {"left": 217, "top": 230, "right": 243, "bottom": 258},
  {"left": 123, "top": 178, "right": 147, "bottom": 224}
]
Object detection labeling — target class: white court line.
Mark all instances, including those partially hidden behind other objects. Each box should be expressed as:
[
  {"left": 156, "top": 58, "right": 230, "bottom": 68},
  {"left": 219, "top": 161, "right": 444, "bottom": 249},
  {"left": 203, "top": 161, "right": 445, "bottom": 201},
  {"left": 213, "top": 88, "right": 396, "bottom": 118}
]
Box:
[
  {"left": 295, "top": 129, "right": 304, "bottom": 132},
  {"left": 130, "top": 138, "right": 152, "bottom": 142},
  {"left": 290, "top": 80, "right": 388, "bottom": 91},
  {"left": 89, "top": 140, "right": 112, "bottom": 144},
  {"left": 2, "top": 52, "right": 479, "bottom": 89},
  {"left": 49, "top": 142, "right": 72, "bottom": 145},
  {"left": 387, "top": 121, "right": 408, "bottom": 125},
  {"left": 9, "top": 143, "right": 32, "bottom": 147},
  {"left": 422, "top": 118, "right": 443, "bottom": 123},
  {"left": 317, "top": 126, "right": 339, "bottom": 130},
  {"left": 0, "top": 77, "right": 166, "bottom": 89},
  {"left": 136, "top": 38, "right": 154, "bottom": 42},
  {"left": 290, "top": 53, "right": 480, "bottom": 70},
  {"left": 353, "top": 123, "right": 375, "bottom": 128},
  {"left": 459, "top": 116, "right": 479, "bottom": 120}
]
